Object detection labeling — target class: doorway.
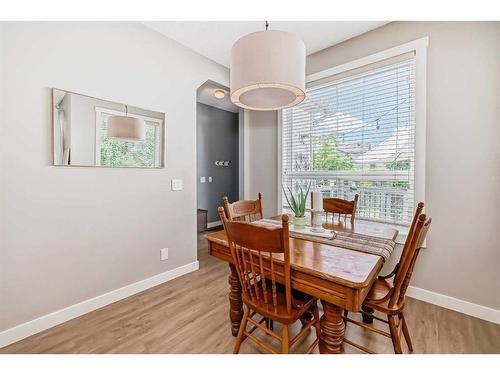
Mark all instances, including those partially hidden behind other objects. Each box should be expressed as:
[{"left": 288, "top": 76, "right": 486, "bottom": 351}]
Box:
[{"left": 196, "top": 80, "right": 240, "bottom": 232}]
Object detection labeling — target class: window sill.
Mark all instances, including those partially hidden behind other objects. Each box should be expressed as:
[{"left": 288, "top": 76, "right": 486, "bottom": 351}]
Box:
[{"left": 393, "top": 224, "right": 410, "bottom": 246}]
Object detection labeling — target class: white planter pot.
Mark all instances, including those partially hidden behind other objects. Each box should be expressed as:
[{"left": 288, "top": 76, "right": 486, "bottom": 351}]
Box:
[{"left": 293, "top": 216, "right": 306, "bottom": 230}]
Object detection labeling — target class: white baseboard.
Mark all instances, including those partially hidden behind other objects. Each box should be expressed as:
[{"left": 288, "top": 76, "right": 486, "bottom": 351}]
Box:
[
  {"left": 0, "top": 261, "right": 199, "bottom": 349},
  {"left": 207, "top": 220, "right": 221, "bottom": 229},
  {"left": 407, "top": 286, "right": 500, "bottom": 325},
  {"left": 1, "top": 264, "right": 497, "bottom": 349}
]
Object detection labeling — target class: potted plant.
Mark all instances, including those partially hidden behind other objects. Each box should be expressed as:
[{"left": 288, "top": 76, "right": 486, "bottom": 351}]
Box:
[{"left": 282, "top": 183, "right": 311, "bottom": 230}]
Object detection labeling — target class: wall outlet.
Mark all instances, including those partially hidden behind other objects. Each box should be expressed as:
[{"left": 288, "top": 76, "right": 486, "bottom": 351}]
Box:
[
  {"left": 160, "top": 248, "right": 169, "bottom": 261},
  {"left": 208, "top": 176, "right": 212, "bottom": 183},
  {"left": 200, "top": 177, "right": 206, "bottom": 183}
]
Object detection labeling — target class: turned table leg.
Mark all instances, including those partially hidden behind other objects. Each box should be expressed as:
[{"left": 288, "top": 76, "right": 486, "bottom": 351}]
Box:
[
  {"left": 319, "top": 301, "right": 345, "bottom": 354},
  {"left": 228, "top": 264, "right": 243, "bottom": 336},
  {"left": 300, "top": 310, "right": 313, "bottom": 326}
]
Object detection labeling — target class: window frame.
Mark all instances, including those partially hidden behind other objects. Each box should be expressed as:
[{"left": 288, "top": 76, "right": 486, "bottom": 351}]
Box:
[
  {"left": 277, "top": 37, "right": 428, "bottom": 241},
  {"left": 94, "top": 107, "right": 164, "bottom": 168}
]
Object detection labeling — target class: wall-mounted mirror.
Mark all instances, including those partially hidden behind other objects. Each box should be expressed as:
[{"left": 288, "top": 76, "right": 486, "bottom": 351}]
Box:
[{"left": 52, "top": 89, "right": 165, "bottom": 168}]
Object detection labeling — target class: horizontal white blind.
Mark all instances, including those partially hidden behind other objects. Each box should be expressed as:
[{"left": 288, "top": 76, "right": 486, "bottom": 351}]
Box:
[{"left": 282, "top": 58, "right": 416, "bottom": 225}]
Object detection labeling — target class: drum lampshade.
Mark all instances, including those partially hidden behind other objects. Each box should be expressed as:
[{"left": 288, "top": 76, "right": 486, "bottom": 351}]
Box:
[
  {"left": 107, "top": 116, "right": 146, "bottom": 142},
  {"left": 230, "top": 30, "right": 306, "bottom": 111}
]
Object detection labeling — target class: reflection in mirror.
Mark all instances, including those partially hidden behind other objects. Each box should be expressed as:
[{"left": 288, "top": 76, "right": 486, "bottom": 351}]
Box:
[{"left": 52, "top": 89, "right": 165, "bottom": 168}]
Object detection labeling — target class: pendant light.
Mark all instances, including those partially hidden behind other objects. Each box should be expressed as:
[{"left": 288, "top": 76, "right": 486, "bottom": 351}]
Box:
[
  {"left": 107, "top": 105, "right": 146, "bottom": 142},
  {"left": 230, "top": 21, "right": 306, "bottom": 111}
]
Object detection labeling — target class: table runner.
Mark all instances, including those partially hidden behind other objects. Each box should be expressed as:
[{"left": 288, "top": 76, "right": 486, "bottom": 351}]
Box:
[{"left": 254, "top": 219, "right": 396, "bottom": 262}]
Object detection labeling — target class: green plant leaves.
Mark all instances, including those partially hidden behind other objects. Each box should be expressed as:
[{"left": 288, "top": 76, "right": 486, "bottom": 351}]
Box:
[{"left": 282, "top": 182, "right": 311, "bottom": 218}]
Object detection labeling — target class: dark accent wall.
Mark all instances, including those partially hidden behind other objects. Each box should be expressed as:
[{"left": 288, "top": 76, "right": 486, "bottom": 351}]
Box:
[{"left": 196, "top": 103, "right": 239, "bottom": 223}]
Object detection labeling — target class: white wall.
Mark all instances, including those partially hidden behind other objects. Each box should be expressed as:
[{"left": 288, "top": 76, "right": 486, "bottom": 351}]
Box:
[
  {"left": 0, "top": 22, "right": 229, "bottom": 331},
  {"left": 244, "top": 110, "right": 278, "bottom": 218}
]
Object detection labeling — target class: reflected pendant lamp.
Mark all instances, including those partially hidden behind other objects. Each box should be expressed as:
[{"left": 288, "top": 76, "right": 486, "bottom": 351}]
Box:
[
  {"left": 230, "top": 21, "right": 306, "bottom": 111},
  {"left": 107, "top": 105, "right": 146, "bottom": 142}
]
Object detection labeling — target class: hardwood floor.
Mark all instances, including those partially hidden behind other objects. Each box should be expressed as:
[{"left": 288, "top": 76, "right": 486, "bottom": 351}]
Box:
[{"left": 1, "top": 232, "right": 499, "bottom": 354}]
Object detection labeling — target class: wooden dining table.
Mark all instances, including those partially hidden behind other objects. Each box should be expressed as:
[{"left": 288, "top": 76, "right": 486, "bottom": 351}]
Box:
[{"left": 206, "top": 216, "right": 398, "bottom": 354}]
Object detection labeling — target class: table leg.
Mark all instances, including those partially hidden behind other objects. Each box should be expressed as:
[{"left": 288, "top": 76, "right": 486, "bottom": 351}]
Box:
[
  {"left": 228, "top": 264, "right": 243, "bottom": 337},
  {"left": 319, "top": 301, "right": 345, "bottom": 354},
  {"left": 361, "top": 305, "right": 375, "bottom": 323},
  {"left": 300, "top": 310, "right": 313, "bottom": 326}
]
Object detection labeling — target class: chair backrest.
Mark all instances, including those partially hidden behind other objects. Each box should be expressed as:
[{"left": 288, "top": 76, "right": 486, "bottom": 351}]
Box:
[
  {"left": 389, "top": 208, "right": 432, "bottom": 308},
  {"left": 319, "top": 194, "right": 359, "bottom": 224},
  {"left": 398, "top": 202, "right": 424, "bottom": 268},
  {"left": 218, "top": 207, "right": 292, "bottom": 314},
  {"left": 223, "top": 193, "right": 263, "bottom": 222}
]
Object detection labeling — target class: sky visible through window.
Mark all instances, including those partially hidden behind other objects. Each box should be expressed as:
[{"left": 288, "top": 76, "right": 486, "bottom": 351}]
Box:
[{"left": 282, "top": 59, "right": 416, "bottom": 224}]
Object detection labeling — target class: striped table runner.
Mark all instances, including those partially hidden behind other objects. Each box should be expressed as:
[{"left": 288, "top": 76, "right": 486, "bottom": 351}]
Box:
[{"left": 254, "top": 219, "right": 396, "bottom": 262}]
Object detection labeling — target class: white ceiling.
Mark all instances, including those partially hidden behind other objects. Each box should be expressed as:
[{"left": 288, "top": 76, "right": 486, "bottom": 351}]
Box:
[
  {"left": 143, "top": 21, "right": 388, "bottom": 67},
  {"left": 197, "top": 80, "right": 239, "bottom": 113}
]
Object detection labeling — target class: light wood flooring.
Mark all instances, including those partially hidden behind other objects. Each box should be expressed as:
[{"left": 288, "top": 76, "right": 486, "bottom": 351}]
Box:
[{"left": 1, "top": 232, "right": 499, "bottom": 354}]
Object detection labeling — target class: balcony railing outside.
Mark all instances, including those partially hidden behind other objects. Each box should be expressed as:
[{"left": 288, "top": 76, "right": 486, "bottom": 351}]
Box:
[{"left": 282, "top": 172, "right": 413, "bottom": 225}]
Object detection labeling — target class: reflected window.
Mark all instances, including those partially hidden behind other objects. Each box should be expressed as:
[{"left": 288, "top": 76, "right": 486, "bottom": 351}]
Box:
[{"left": 95, "top": 108, "right": 163, "bottom": 168}]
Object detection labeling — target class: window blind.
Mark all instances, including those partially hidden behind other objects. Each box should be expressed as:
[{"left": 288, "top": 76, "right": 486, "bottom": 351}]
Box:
[{"left": 281, "top": 57, "right": 416, "bottom": 225}]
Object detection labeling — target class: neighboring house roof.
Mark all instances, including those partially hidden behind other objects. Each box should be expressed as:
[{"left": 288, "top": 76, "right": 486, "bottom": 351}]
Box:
[
  {"left": 338, "top": 142, "right": 370, "bottom": 157},
  {"left": 354, "top": 126, "right": 412, "bottom": 164}
]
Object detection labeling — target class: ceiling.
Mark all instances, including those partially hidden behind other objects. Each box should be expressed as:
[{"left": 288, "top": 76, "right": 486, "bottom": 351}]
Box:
[
  {"left": 143, "top": 21, "right": 389, "bottom": 67},
  {"left": 197, "top": 80, "right": 239, "bottom": 113}
]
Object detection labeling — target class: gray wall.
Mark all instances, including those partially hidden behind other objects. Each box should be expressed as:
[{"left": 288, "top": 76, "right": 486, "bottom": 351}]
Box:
[
  {"left": 197, "top": 103, "right": 239, "bottom": 223},
  {"left": 0, "top": 22, "right": 229, "bottom": 332},
  {"left": 244, "top": 110, "right": 278, "bottom": 219},
  {"left": 238, "top": 109, "right": 245, "bottom": 199}
]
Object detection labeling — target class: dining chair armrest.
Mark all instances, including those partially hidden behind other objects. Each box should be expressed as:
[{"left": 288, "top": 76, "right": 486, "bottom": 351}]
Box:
[
  {"left": 379, "top": 263, "right": 399, "bottom": 280},
  {"left": 365, "top": 289, "right": 394, "bottom": 305}
]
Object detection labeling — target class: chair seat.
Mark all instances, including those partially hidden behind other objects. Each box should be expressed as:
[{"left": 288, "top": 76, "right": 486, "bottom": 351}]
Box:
[
  {"left": 364, "top": 278, "right": 404, "bottom": 314},
  {"left": 243, "top": 281, "right": 317, "bottom": 324}
]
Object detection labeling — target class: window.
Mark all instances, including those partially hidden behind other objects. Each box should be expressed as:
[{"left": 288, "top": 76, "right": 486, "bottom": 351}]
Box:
[
  {"left": 280, "top": 41, "right": 427, "bottom": 226},
  {"left": 95, "top": 108, "right": 163, "bottom": 168}
]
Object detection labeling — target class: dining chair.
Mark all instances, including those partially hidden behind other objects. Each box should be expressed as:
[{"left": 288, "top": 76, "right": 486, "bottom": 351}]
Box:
[
  {"left": 218, "top": 207, "right": 321, "bottom": 354},
  {"left": 223, "top": 193, "right": 274, "bottom": 332},
  {"left": 223, "top": 193, "right": 263, "bottom": 222},
  {"left": 317, "top": 194, "right": 359, "bottom": 224},
  {"left": 343, "top": 202, "right": 432, "bottom": 354}
]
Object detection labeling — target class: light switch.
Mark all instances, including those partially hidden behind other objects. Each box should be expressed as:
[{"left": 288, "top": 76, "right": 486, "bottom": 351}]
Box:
[
  {"left": 171, "top": 179, "right": 183, "bottom": 191},
  {"left": 200, "top": 177, "right": 206, "bottom": 183},
  {"left": 208, "top": 177, "right": 213, "bottom": 183},
  {"left": 160, "top": 248, "right": 169, "bottom": 261}
]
